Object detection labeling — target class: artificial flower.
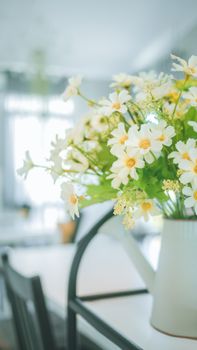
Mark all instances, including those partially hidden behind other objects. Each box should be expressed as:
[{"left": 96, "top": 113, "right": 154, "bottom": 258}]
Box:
[
  {"left": 151, "top": 120, "right": 175, "bottom": 147},
  {"left": 133, "top": 199, "right": 160, "bottom": 222},
  {"left": 178, "top": 149, "right": 197, "bottom": 186},
  {"left": 126, "top": 124, "right": 162, "bottom": 163},
  {"left": 62, "top": 75, "right": 82, "bottom": 101},
  {"left": 183, "top": 184, "right": 197, "bottom": 214},
  {"left": 61, "top": 182, "right": 79, "bottom": 219},
  {"left": 63, "top": 148, "right": 89, "bottom": 172},
  {"left": 169, "top": 139, "right": 196, "bottom": 164},
  {"left": 108, "top": 123, "right": 128, "bottom": 156},
  {"left": 17, "top": 151, "right": 34, "bottom": 179},
  {"left": 108, "top": 150, "right": 144, "bottom": 188},
  {"left": 101, "top": 90, "right": 131, "bottom": 116},
  {"left": 182, "top": 87, "right": 197, "bottom": 107},
  {"left": 171, "top": 54, "right": 197, "bottom": 77},
  {"left": 110, "top": 73, "right": 133, "bottom": 88}
]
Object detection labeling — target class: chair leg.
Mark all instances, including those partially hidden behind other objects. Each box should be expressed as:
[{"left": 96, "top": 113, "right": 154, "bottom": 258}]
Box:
[{"left": 67, "top": 307, "right": 78, "bottom": 350}]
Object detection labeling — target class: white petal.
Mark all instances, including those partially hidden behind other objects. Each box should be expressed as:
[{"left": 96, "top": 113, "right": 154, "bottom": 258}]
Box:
[
  {"left": 182, "top": 186, "right": 193, "bottom": 196},
  {"left": 184, "top": 197, "right": 195, "bottom": 208}
]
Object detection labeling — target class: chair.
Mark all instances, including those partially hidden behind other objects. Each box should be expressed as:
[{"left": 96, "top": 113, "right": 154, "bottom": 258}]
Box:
[{"left": 1, "top": 253, "right": 57, "bottom": 350}]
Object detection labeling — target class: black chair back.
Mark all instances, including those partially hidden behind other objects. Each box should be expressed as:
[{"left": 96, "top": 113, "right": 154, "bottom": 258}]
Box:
[{"left": 2, "top": 253, "right": 56, "bottom": 350}]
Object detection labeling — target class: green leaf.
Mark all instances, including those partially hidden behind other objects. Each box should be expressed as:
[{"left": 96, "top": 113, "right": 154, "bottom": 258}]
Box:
[
  {"left": 96, "top": 143, "right": 116, "bottom": 171},
  {"left": 79, "top": 179, "right": 117, "bottom": 208},
  {"left": 183, "top": 107, "right": 197, "bottom": 139}
]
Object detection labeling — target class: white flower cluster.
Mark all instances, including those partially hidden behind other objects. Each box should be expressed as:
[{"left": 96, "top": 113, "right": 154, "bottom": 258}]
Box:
[
  {"left": 169, "top": 126, "right": 197, "bottom": 214},
  {"left": 17, "top": 53, "right": 197, "bottom": 223},
  {"left": 108, "top": 121, "right": 175, "bottom": 189}
]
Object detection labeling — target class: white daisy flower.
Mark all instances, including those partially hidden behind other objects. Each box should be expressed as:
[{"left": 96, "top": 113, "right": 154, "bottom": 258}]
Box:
[
  {"left": 50, "top": 156, "right": 64, "bottom": 182},
  {"left": 151, "top": 120, "right": 175, "bottom": 147},
  {"left": 126, "top": 124, "right": 162, "bottom": 163},
  {"left": 182, "top": 87, "right": 197, "bottom": 107},
  {"left": 108, "top": 123, "right": 128, "bottom": 156},
  {"left": 61, "top": 182, "right": 79, "bottom": 219},
  {"left": 17, "top": 151, "right": 34, "bottom": 179},
  {"left": 108, "top": 150, "right": 145, "bottom": 189},
  {"left": 110, "top": 73, "right": 133, "bottom": 88},
  {"left": 91, "top": 112, "right": 108, "bottom": 133},
  {"left": 101, "top": 90, "right": 131, "bottom": 116},
  {"left": 188, "top": 121, "right": 197, "bottom": 132},
  {"left": 50, "top": 135, "right": 68, "bottom": 161},
  {"left": 63, "top": 148, "right": 89, "bottom": 173},
  {"left": 134, "top": 72, "right": 173, "bottom": 101},
  {"left": 169, "top": 139, "right": 196, "bottom": 164},
  {"left": 171, "top": 54, "right": 197, "bottom": 77},
  {"left": 133, "top": 199, "right": 160, "bottom": 222},
  {"left": 62, "top": 75, "right": 83, "bottom": 101},
  {"left": 183, "top": 184, "right": 197, "bottom": 215},
  {"left": 179, "top": 148, "right": 197, "bottom": 186}
]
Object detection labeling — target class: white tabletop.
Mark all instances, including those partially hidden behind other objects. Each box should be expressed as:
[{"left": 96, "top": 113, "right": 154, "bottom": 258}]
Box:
[{"left": 9, "top": 232, "right": 197, "bottom": 350}]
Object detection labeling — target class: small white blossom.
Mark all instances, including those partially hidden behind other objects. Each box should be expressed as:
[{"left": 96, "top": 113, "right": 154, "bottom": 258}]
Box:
[
  {"left": 127, "top": 124, "right": 162, "bottom": 163},
  {"left": 183, "top": 184, "right": 197, "bottom": 214},
  {"left": 151, "top": 120, "right": 175, "bottom": 147},
  {"left": 62, "top": 75, "right": 82, "bottom": 101},
  {"left": 101, "top": 90, "right": 131, "bottom": 116},
  {"left": 17, "top": 151, "right": 34, "bottom": 179},
  {"left": 188, "top": 121, "right": 197, "bottom": 132},
  {"left": 133, "top": 199, "right": 160, "bottom": 222},
  {"left": 134, "top": 71, "right": 173, "bottom": 101},
  {"left": 171, "top": 54, "right": 197, "bottom": 77},
  {"left": 61, "top": 182, "right": 79, "bottom": 219},
  {"left": 108, "top": 123, "right": 128, "bottom": 156},
  {"left": 110, "top": 73, "right": 133, "bottom": 88},
  {"left": 108, "top": 150, "right": 144, "bottom": 188},
  {"left": 63, "top": 148, "right": 89, "bottom": 173},
  {"left": 91, "top": 112, "right": 108, "bottom": 133},
  {"left": 178, "top": 148, "right": 197, "bottom": 186},
  {"left": 169, "top": 139, "right": 196, "bottom": 164},
  {"left": 182, "top": 87, "right": 197, "bottom": 107}
]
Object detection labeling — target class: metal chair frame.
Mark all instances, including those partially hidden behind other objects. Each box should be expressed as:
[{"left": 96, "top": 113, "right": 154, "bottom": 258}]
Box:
[{"left": 67, "top": 209, "right": 148, "bottom": 350}]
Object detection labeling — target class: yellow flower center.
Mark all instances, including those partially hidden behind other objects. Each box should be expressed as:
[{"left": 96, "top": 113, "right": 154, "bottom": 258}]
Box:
[
  {"left": 141, "top": 201, "right": 152, "bottom": 212},
  {"left": 182, "top": 152, "right": 190, "bottom": 160},
  {"left": 139, "top": 139, "right": 151, "bottom": 149},
  {"left": 189, "top": 67, "right": 196, "bottom": 74},
  {"left": 157, "top": 134, "right": 165, "bottom": 142},
  {"left": 194, "top": 191, "right": 197, "bottom": 201},
  {"left": 69, "top": 194, "right": 78, "bottom": 205},
  {"left": 112, "top": 102, "right": 121, "bottom": 110},
  {"left": 193, "top": 163, "right": 197, "bottom": 174},
  {"left": 126, "top": 157, "right": 136, "bottom": 168},
  {"left": 119, "top": 135, "right": 128, "bottom": 144},
  {"left": 168, "top": 91, "right": 179, "bottom": 102}
]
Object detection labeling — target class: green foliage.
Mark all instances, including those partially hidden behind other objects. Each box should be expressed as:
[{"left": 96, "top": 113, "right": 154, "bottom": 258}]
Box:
[
  {"left": 96, "top": 143, "right": 116, "bottom": 171},
  {"left": 80, "top": 179, "right": 117, "bottom": 208},
  {"left": 183, "top": 107, "right": 197, "bottom": 139}
]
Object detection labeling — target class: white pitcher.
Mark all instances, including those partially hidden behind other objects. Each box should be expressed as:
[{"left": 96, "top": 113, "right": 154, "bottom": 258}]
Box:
[{"left": 120, "top": 218, "right": 197, "bottom": 338}]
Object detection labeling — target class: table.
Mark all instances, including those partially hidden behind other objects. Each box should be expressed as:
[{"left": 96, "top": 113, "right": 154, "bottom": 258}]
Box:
[{"left": 9, "top": 231, "right": 197, "bottom": 350}]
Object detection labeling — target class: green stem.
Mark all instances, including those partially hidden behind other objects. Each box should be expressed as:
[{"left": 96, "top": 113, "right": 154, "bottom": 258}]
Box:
[
  {"left": 78, "top": 91, "right": 100, "bottom": 107},
  {"left": 171, "top": 75, "right": 189, "bottom": 119}
]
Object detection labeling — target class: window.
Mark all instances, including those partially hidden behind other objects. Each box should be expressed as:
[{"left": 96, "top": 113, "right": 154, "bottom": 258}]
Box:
[{"left": 3, "top": 93, "right": 74, "bottom": 207}]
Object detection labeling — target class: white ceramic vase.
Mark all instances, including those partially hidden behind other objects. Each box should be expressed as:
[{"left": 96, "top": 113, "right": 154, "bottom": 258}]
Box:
[{"left": 121, "top": 218, "right": 197, "bottom": 338}]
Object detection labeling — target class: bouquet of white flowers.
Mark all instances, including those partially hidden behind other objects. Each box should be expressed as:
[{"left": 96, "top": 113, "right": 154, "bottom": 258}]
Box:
[{"left": 18, "top": 54, "right": 197, "bottom": 228}]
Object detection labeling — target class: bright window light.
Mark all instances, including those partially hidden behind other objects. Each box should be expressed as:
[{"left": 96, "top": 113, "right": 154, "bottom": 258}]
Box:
[
  {"left": 48, "top": 97, "right": 74, "bottom": 115},
  {"left": 5, "top": 94, "right": 75, "bottom": 116},
  {"left": 14, "top": 116, "right": 73, "bottom": 205},
  {"left": 5, "top": 94, "right": 44, "bottom": 113}
]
